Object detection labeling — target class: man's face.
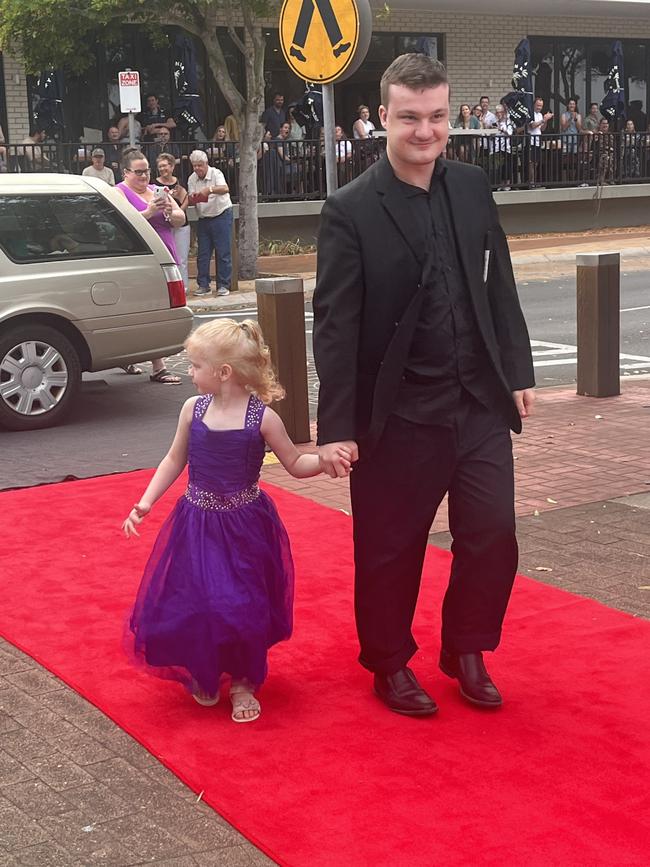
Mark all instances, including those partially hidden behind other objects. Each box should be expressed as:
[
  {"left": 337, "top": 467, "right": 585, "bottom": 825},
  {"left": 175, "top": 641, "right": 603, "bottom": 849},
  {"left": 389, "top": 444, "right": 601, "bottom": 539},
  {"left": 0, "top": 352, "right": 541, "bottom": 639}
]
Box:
[
  {"left": 379, "top": 83, "right": 450, "bottom": 168},
  {"left": 92, "top": 155, "right": 105, "bottom": 167},
  {"left": 192, "top": 161, "right": 209, "bottom": 179},
  {"left": 147, "top": 96, "right": 159, "bottom": 112},
  {"left": 273, "top": 94, "right": 284, "bottom": 109},
  {"left": 599, "top": 120, "right": 609, "bottom": 132},
  {"left": 480, "top": 97, "right": 489, "bottom": 112},
  {"left": 590, "top": 104, "right": 599, "bottom": 116},
  {"left": 495, "top": 106, "right": 505, "bottom": 120},
  {"left": 107, "top": 127, "right": 120, "bottom": 142},
  {"left": 535, "top": 99, "right": 544, "bottom": 113},
  {"left": 157, "top": 128, "right": 170, "bottom": 142}
]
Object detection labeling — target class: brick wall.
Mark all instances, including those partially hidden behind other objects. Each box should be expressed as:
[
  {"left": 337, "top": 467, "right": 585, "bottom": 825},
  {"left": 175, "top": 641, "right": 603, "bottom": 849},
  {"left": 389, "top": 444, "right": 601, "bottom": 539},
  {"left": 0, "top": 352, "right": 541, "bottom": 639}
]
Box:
[
  {"left": 371, "top": 10, "right": 650, "bottom": 108},
  {"left": 2, "top": 50, "right": 29, "bottom": 140}
]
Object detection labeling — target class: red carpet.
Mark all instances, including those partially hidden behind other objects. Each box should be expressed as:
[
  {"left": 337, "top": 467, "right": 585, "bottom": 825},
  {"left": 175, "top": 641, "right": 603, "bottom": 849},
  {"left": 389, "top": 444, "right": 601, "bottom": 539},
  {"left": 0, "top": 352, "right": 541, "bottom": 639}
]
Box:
[{"left": 2, "top": 471, "right": 650, "bottom": 866}]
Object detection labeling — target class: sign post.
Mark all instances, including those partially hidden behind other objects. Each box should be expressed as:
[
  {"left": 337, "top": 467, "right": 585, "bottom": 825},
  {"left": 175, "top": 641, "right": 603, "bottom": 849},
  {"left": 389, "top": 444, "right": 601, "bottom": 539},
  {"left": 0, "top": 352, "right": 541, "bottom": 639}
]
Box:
[
  {"left": 279, "top": 0, "right": 371, "bottom": 193},
  {"left": 118, "top": 70, "right": 141, "bottom": 147}
]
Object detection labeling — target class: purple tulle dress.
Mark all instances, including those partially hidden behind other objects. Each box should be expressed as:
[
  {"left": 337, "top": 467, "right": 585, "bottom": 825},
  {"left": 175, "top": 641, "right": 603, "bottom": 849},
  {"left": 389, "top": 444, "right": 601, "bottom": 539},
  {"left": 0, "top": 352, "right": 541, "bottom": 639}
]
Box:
[{"left": 126, "top": 394, "right": 294, "bottom": 696}]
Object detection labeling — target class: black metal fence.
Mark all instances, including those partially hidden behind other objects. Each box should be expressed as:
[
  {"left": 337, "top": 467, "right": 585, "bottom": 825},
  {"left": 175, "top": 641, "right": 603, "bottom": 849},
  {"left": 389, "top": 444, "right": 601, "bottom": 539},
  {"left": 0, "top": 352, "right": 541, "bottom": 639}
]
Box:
[{"left": 1, "top": 132, "right": 649, "bottom": 200}]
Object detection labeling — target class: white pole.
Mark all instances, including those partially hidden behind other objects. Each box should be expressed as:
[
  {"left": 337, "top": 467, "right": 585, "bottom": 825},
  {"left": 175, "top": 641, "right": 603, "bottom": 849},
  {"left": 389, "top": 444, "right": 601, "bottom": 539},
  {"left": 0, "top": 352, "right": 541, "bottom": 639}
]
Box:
[{"left": 128, "top": 112, "right": 136, "bottom": 147}]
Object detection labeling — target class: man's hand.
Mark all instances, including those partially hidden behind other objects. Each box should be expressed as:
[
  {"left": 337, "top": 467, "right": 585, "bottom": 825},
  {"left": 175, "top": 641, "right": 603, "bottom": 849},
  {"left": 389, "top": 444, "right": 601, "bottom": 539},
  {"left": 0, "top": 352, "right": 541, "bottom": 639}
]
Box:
[
  {"left": 513, "top": 388, "right": 535, "bottom": 420},
  {"left": 319, "top": 441, "right": 358, "bottom": 479}
]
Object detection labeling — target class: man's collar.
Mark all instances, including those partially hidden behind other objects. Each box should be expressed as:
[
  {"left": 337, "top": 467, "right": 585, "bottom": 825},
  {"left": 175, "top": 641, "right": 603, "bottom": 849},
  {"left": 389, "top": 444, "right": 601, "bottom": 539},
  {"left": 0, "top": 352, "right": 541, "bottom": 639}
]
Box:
[{"left": 391, "top": 157, "right": 447, "bottom": 197}]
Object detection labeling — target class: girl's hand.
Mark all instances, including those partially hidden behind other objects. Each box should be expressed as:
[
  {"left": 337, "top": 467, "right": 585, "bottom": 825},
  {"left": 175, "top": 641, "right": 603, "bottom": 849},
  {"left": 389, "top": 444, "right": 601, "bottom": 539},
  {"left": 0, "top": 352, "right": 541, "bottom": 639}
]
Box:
[
  {"left": 122, "top": 502, "right": 151, "bottom": 538},
  {"left": 323, "top": 450, "right": 353, "bottom": 476}
]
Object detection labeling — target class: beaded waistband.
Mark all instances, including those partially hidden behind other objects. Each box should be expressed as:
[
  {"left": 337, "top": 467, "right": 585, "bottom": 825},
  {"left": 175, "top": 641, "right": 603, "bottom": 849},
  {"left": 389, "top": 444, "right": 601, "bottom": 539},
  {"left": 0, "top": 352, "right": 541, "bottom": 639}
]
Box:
[{"left": 184, "top": 481, "right": 260, "bottom": 511}]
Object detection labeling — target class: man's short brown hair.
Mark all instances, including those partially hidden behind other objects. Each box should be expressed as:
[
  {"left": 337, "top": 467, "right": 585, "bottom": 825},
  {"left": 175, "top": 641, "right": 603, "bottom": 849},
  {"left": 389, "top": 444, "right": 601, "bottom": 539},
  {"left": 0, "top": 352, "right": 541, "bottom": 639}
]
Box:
[{"left": 380, "top": 53, "right": 449, "bottom": 106}]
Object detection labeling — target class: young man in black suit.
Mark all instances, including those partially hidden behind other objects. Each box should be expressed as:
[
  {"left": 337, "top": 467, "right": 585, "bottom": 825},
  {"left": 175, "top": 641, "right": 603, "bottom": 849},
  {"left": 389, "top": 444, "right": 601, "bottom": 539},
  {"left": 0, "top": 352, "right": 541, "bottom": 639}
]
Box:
[{"left": 313, "top": 54, "right": 535, "bottom": 716}]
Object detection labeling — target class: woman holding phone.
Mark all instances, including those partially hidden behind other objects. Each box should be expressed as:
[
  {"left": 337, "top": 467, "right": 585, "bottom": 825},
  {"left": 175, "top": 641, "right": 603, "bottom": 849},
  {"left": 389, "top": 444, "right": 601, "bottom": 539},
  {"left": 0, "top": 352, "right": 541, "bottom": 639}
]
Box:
[{"left": 116, "top": 148, "right": 185, "bottom": 383}]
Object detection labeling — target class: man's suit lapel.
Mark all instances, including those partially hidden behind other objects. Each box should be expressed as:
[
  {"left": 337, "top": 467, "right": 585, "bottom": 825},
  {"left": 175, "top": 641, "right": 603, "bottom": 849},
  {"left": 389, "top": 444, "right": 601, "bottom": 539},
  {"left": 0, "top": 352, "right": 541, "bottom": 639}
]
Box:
[
  {"left": 443, "top": 169, "right": 484, "bottom": 300},
  {"left": 374, "top": 157, "right": 428, "bottom": 269}
]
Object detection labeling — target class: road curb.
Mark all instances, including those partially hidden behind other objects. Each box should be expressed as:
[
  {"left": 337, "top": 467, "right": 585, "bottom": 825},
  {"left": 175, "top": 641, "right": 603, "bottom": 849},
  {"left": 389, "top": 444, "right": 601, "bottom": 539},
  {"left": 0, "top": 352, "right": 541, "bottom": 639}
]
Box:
[{"left": 186, "top": 247, "right": 649, "bottom": 314}]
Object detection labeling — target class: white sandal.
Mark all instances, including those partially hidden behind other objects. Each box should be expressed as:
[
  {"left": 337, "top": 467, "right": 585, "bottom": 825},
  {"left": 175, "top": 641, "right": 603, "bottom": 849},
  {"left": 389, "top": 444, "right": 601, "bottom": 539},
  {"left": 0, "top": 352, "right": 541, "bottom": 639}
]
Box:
[{"left": 230, "top": 680, "right": 261, "bottom": 723}]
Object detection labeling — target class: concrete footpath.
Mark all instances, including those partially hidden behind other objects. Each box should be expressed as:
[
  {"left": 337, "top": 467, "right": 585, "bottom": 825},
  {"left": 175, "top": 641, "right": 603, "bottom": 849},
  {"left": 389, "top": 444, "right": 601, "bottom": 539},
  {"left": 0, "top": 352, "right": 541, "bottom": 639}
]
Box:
[
  {"left": 186, "top": 226, "right": 650, "bottom": 313},
  {"left": 2, "top": 229, "right": 650, "bottom": 865}
]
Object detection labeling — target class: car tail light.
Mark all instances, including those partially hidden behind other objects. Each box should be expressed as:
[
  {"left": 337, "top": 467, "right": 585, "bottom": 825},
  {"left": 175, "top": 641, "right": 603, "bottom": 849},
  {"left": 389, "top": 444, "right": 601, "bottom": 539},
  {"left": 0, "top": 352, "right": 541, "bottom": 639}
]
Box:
[{"left": 162, "top": 264, "right": 186, "bottom": 308}]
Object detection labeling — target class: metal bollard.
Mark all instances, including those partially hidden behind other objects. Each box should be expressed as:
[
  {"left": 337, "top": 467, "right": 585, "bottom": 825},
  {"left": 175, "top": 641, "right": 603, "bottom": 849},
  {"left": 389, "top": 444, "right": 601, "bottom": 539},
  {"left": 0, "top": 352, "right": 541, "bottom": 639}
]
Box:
[
  {"left": 576, "top": 252, "right": 620, "bottom": 398},
  {"left": 256, "top": 277, "right": 311, "bottom": 443}
]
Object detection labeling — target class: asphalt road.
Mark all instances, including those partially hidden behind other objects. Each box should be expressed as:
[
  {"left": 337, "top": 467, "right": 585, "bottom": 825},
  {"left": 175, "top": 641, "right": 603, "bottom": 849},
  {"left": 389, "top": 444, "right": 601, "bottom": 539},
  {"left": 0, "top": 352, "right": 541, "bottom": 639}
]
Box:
[{"left": 2, "top": 270, "right": 649, "bottom": 490}]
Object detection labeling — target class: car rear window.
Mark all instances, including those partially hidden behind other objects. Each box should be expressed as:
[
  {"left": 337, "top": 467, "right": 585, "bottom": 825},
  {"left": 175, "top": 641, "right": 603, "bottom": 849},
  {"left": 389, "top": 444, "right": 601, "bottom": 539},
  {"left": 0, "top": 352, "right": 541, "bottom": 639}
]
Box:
[{"left": 0, "top": 193, "right": 152, "bottom": 263}]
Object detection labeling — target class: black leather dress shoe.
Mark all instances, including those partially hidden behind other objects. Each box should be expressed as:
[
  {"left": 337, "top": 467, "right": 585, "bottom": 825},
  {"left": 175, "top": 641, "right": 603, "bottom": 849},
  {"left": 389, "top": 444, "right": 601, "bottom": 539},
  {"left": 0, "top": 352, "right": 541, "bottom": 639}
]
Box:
[
  {"left": 373, "top": 667, "right": 438, "bottom": 716},
  {"left": 439, "top": 649, "right": 502, "bottom": 708}
]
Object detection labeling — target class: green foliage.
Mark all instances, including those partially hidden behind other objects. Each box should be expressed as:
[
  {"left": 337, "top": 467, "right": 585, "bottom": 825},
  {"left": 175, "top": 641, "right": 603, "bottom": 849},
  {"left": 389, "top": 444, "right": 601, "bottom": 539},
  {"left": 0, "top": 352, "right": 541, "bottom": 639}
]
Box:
[{"left": 0, "top": 0, "right": 278, "bottom": 74}]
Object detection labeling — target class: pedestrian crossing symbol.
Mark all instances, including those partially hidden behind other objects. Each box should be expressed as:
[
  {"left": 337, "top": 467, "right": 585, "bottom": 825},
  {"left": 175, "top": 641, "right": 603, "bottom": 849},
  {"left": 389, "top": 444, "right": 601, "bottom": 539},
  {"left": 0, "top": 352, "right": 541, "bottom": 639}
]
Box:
[{"left": 280, "top": 0, "right": 362, "bottom": 83}]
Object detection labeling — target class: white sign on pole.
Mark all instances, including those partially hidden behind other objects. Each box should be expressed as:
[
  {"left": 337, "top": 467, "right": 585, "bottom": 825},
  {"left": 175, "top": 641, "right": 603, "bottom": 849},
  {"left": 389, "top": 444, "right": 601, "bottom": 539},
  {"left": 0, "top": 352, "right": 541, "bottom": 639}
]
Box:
[{"left": 118, "top": 70, "right": 141, "bottom": 114}]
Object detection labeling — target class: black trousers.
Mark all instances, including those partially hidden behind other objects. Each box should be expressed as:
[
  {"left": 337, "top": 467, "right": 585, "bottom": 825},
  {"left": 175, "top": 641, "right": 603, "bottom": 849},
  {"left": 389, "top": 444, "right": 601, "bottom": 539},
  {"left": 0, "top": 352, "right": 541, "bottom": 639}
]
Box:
[{"left": 350, "top": 396, "right": 517, "bottom": 674}]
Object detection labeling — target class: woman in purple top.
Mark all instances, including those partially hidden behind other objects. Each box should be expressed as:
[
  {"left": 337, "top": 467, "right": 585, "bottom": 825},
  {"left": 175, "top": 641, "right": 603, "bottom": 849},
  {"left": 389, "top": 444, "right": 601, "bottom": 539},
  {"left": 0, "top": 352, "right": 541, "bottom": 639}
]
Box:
[{"left": 116, "top": 148, "right": 185, "bottom": 383}]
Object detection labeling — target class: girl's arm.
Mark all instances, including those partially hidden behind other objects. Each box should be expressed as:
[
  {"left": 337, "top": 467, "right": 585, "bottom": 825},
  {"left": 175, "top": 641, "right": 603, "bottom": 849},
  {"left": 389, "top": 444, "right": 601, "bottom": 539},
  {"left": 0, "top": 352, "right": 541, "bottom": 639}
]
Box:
[
  {"left": 122, "top": 397, "right": 195, "bottom": 537},
  {"left": 260, "top": 407, "right": 351, "bottom": 479}
]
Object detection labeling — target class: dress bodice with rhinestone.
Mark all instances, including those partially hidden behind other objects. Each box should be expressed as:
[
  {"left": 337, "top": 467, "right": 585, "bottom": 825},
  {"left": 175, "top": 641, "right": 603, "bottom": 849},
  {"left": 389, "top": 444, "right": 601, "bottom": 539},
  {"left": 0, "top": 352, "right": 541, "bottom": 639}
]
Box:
[{"left": 188, "top": 393, "right": 266, "bottom": 495}]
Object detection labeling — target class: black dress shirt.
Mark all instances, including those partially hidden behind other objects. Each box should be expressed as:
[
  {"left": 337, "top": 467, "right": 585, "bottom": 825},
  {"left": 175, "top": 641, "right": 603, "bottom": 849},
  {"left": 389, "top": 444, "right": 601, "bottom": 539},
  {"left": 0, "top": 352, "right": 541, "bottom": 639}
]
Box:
[{"left": 393, "top": 161, "right": 503, "bottom": 425}]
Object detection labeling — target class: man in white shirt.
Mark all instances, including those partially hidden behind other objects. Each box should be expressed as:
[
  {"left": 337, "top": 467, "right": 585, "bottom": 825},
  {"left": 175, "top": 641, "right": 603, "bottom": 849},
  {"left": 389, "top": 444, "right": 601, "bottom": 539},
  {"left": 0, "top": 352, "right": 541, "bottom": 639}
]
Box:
[
  {"left": 479, "top": 96, "right": 497, "bottom": 129},
  {"left": 81, "top": 148, "right": 116, "bottom": 185},
  {"left": 20, "top": 127, "right": 50, "bottom": 170},
  {"left": 524, "top": 96, "right": 553, "bottom": 187},
  {"left": 187, "top": 149, "right": 234, "bottom": 296}
]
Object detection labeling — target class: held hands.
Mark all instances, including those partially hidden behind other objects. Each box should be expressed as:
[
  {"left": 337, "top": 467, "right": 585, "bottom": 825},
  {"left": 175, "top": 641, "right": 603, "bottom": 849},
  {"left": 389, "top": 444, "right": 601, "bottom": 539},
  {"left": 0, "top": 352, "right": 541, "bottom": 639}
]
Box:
[
  {"left": 122, "top": 502, "right": 151, "bottom": 538},
  {"left": 319, "top": 441, "right": 358, "bottom": 479},
  {"left": 512, "top": 388, "right": 535, "bottom": 420}
]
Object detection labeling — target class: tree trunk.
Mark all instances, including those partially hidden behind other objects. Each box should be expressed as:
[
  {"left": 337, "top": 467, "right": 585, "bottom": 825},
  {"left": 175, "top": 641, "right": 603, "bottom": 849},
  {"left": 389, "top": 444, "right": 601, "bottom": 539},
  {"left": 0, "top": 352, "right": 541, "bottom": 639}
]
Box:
[{"left": 237, "top": 106, "right": 262, "bottom": 278}]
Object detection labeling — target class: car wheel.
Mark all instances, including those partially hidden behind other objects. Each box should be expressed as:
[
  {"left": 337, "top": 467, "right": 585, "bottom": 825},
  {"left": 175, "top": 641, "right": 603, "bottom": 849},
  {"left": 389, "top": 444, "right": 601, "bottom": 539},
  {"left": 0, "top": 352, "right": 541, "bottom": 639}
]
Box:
[{"left": 0, "top": 324, "right": 82, "bottom": 431}]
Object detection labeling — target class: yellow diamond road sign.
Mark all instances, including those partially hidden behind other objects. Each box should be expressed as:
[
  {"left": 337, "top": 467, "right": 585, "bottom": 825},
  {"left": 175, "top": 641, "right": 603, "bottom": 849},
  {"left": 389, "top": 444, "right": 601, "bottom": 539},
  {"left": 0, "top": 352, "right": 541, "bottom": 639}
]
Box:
[{"left": 280, "top": 0, "right": 363, "bottom": 84}]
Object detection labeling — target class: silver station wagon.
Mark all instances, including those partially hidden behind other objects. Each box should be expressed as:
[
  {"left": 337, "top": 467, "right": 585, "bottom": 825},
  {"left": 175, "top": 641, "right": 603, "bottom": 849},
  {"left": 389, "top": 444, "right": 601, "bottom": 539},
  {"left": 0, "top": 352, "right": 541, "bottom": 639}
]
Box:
[{"left": 0, "top": 174, "right": 192, "bottom": 431}]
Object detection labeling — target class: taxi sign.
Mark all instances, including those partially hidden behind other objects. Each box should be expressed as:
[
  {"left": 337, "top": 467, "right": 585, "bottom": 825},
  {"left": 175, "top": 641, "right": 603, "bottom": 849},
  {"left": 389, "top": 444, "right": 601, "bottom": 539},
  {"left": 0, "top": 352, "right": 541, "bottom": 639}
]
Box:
[
  {"left": 118, "top": 70, "right": 141, "bottom": 113},
  {"left": 279, "top": 0, "right": 371, "bottom": 84}
]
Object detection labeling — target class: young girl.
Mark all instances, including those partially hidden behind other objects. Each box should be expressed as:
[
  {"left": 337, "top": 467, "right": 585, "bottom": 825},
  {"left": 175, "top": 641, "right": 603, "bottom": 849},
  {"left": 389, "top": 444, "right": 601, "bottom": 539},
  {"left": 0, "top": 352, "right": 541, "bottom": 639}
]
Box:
[{"left": 123, "top": 319, "right": 351, "bottom": 722}]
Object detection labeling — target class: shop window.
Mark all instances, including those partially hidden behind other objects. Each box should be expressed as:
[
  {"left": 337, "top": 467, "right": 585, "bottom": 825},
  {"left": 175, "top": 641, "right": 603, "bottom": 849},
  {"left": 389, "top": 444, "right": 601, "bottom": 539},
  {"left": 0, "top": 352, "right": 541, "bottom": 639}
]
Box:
[
  {"left": 625, "top": 43, "right": 647, "bottom": 132},
  {"left": 531, "top": 40, "right": 555, "bottom": 114},
  {"left": 557, "top": 41, "right": 586, "bottom": 116},
  {"left": 589, "top": 40, "right": 613, "bottom": 117}
]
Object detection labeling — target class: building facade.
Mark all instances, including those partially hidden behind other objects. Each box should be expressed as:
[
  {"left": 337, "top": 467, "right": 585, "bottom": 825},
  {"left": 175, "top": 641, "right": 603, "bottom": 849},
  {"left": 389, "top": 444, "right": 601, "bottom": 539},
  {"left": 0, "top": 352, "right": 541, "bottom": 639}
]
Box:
[{"left": 1, "top": 1, "right": 650, "bottom": 142}]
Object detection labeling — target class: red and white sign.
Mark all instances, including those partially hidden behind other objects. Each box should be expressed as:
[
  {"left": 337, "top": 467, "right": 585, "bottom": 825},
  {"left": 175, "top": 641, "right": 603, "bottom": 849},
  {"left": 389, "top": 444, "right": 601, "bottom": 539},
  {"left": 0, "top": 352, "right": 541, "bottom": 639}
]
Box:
[{"left": 118, "top": 70, "right": 141, "bottom": 113}]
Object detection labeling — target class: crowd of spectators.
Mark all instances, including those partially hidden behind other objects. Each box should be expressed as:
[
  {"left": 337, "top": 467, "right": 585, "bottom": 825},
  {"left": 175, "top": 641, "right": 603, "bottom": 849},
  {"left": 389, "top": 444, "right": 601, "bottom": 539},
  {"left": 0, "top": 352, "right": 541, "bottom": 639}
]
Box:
[
  {"left": 449, "top": 93, "right": 650, "bottom": 189},
  {"left": 2, "top": 87, "right": 649, "bottom": 196}
]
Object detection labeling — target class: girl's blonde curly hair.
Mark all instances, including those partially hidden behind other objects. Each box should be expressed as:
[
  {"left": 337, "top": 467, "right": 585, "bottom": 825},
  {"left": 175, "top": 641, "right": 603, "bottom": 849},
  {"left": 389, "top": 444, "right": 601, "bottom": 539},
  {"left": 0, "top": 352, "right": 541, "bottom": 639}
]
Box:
[{"left": 185, "top": 318, "right": 285, "bottom": 404}]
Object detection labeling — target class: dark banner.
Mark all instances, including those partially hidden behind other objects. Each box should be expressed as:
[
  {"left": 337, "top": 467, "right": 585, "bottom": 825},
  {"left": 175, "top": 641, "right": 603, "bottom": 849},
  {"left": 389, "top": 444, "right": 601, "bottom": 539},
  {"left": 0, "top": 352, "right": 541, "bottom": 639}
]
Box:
[
  {"left": 600, "top": 40, "right": 625, "bottom": 124},
  {"left": 33, "top": 69, "right": 65, "bottom": 135},
  {"left": 173, "top": 34, "right": 204, "bottom": 139},
  {"left": 501, "top": 38, "right": 534, "bottom": 127}
]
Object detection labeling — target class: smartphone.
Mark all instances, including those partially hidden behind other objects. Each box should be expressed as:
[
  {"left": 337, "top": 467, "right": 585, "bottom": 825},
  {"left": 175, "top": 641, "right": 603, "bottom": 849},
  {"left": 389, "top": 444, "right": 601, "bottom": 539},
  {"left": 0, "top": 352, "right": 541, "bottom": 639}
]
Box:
[{"left": 153, "top": 185, "right": 168, "bottom": 203}]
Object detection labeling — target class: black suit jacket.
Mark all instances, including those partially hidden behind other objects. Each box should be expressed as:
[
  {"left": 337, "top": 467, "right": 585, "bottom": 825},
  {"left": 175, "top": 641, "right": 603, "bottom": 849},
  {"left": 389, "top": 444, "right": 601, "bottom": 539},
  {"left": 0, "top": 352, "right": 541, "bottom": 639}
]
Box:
[{"left": 313, "top": 155, "right": 535, "bottom": 448}]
